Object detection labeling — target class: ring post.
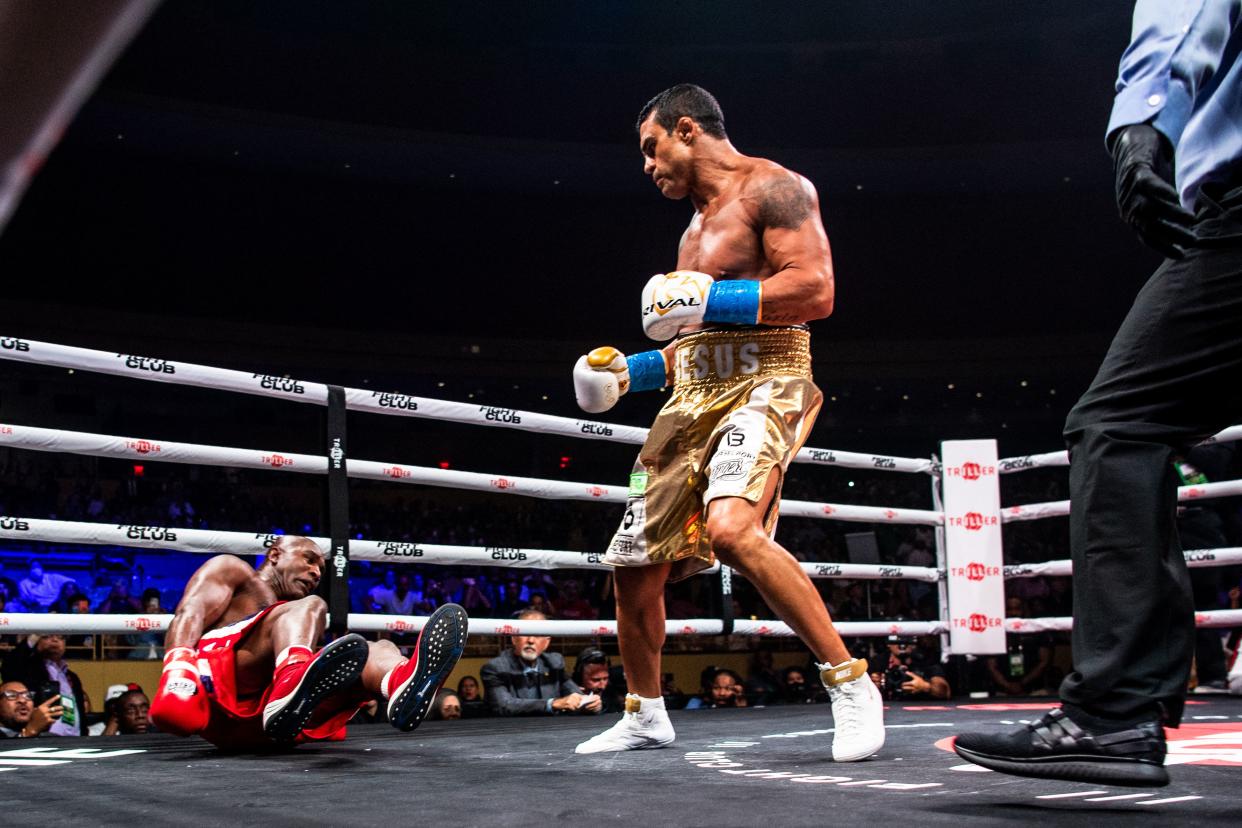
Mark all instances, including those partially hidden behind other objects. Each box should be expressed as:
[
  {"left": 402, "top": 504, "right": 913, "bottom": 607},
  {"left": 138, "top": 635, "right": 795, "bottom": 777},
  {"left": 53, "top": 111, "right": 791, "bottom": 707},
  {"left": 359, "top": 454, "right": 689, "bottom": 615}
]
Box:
[
  {"left": 325, "top": 384, "right": 351, "bottom": 637},
  {"left": 719, "top": 564, "right": 735, "bottom": 636}
]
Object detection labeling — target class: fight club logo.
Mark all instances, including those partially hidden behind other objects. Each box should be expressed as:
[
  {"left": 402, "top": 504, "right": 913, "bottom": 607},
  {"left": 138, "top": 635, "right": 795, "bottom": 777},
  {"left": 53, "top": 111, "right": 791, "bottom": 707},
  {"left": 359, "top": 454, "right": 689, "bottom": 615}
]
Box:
[
  {"left": 999, "top": 456, "right": 1034, "bottom": 472},
  {"left": 125, "top": 617, "right": 161, "bottom": 632},
  {"left": 581, "top": 422, "right": 613, "bottom": 436},
  {"left": 488, "top": 547, "right": 526, "bottom": 561},
  {"left": 125, "top": 440, "right": 162, "bottom": 455},
  {"left": 872, "top": 456, "right": 896, "bottom": 469},
  {"left": 383, "top": 466, "right": 412, "bottom": 479},
  {"left": 952, "top": 562, "right": 1000, "bottom": 581},
  {"left": 119, "top": 355, "right": 176, "bottom": 374},
  {"left": 584, "top": 486, "right": 606, "bottom": 498},
  {"left": 946, "top": 461, "right": 996, "bottom": 480},
  {"left": 374, "top": 392, "right": 418, "bottom": 411},
  {"left": 578, "top": 551, "right": 603, "bottom": 564},
  {"left": 261, "top": 454, "right": 294, "bottom": 468},
  {"left": 0, "top": 337, "right": 31, "bottom": 351},
  {"left": 490, "top": 477, "right": 516, "bottom": 490},
  {"left": 379, "top": 542, "right": 423, "bottom": 557},
  {"left": 815, "top": 564, "right": 843, "bottom": 576},
  {"left": 480, "top": 406, "right": 521, "bottom": 424},
  {"left": 948, "top": 512, "right": 998, "bottom": 531},
  {"left": 878, "top": 566, "right": 902, "bottom": 578},
  {"left": 954, "top": 614, "right": 1002, "bottom": 633},
  {"left": 1186, "top": 550, "right": 1218, "bottom": 563},
  {"left": 252, "top": 374, "right": 305, "bottom": 394},
  {"left": 254, "top": 534, "right": 281, "bottom": 548},
  {"left": 122, "top": 526, "right": 177, "bottom": 541},
  {"left": 1002, "top": 564, "right": 1032, "bottom": 578},
  {"left": 809, "top": 449, "right": 837, "bottom": 463},
  {"left": 0, "top": 517, "right": 30, "bottom": 531}
]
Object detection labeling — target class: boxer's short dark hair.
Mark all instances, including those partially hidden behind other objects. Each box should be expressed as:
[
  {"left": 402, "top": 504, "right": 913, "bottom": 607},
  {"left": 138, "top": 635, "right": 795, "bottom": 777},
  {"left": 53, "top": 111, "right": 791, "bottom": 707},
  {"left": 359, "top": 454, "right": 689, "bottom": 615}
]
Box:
[{"left": 637, "top": 84, "right": 727, "bottom": 139}]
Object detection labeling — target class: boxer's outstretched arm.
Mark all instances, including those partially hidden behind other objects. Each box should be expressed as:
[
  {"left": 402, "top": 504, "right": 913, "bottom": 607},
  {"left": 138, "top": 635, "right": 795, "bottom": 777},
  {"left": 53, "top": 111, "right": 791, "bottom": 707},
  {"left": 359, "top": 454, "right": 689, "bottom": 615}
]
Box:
[
  {"left": 165, "top": 555, "right": 252, "bottom": 648},
  {"left": 753, "top": 171, "right": 835, "bottom": 324}
]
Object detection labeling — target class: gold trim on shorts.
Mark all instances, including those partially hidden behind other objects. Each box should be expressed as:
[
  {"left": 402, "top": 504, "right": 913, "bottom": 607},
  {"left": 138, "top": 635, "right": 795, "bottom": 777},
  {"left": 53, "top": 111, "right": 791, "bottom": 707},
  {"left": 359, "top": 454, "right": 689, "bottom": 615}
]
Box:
[{"left": 605, "top": 326, "right": 822, "bottom": 581}]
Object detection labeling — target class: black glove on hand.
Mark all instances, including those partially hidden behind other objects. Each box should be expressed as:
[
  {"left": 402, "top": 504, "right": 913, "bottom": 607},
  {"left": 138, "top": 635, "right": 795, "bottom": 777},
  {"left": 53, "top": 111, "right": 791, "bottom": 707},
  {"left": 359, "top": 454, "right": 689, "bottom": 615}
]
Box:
[{"left": 1112, "top": 124, "right": 1197, "bottom": 259}]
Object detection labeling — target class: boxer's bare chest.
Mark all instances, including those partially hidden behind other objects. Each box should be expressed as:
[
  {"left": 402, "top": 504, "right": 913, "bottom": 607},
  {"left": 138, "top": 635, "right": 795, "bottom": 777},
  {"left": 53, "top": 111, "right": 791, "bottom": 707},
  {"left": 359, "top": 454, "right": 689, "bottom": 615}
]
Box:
[
  {"left": 675, "top": 189, "right": 773, "bottom": 281},
  {"left": 211, "top": 578, "right": 280, "bottom": 630}
]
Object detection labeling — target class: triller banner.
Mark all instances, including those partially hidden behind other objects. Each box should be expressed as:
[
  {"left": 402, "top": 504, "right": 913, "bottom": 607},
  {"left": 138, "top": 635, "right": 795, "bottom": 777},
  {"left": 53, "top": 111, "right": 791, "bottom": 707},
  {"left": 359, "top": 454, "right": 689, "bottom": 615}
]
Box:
[{"left": 941, "top": 439, "right": 1006, "bottom": 654}]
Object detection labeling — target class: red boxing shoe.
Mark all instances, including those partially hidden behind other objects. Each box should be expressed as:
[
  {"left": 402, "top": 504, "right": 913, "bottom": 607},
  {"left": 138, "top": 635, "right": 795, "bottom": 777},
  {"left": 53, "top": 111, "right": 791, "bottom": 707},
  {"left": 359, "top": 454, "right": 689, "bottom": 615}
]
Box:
[
  {"left": 263, "top": 633, "right": 369, "bottom": 743},
  {"left": 387, "top": 604, "right": 468, "bottom": 731}
]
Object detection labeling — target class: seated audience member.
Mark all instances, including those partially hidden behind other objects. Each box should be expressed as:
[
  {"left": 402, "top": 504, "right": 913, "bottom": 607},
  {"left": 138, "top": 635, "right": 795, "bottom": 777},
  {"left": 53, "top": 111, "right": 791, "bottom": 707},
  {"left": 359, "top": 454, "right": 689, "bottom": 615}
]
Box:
[
  {"left": 111, "top": 688, "right": 152, "bottom": 735},
  {"left": 987, "top": 597, "right": 1054, "bottom": 696},
  {"left": 556, "top": 580, "right": 597, "bottom": 621},
  {"left": 777, "top": 665, "right": 818, "bottom": 705},
  {"left": 95, "top": 578, "right": 142, "bottom": 614},
  {"left": 429, "top": 689, "right": 462, "bottom": 720},
  {"left": 0, "top": 681, "right": 62, "bottom": 738},
  {"left": 127, "top": 589, "right": 164, "bottom": 660},
  {"left": 380, "top": 574, "right": 419, "bottom": 616},
  {"left": 744, "top": 651, "right": 781, "bottom": 706},
  {"left": 49, "top": 582, "right": 85, "bottom": 614},
  {"left": 480, "top": 609, "right": 601, "bottom": 716},
  {"left": 3, "top": 633, "right": 90, "bottom": 735},
  {"left": 19, "top": 562, "right": 76, "bottom": 610},
  {"left": 660, "top": 672, "right": 686, "bottom": 711},
  {"left": 458, "top": 577, "right": 493, "bottom": 614},
  {"left": 869, "top": 634, "right": 951, "bottom": 701},
  {"left": 456, "top": 675, "right": 489, "bottom": 718},
  {"left": 573, "top": 647, "right": 622, "bottom": 714},
  {"left": 366, "top": 569, "right": 397, "bottom": 612},
  {"left": 685, "top": 668, "right": 747, "bottom": 709}
]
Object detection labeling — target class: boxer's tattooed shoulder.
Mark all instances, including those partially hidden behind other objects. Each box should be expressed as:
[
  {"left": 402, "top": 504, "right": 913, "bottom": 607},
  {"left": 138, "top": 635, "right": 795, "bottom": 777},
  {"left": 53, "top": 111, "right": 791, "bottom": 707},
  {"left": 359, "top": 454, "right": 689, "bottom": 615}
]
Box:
[{"left": 756, "top": 175, "right": 813, "bottom": 230}]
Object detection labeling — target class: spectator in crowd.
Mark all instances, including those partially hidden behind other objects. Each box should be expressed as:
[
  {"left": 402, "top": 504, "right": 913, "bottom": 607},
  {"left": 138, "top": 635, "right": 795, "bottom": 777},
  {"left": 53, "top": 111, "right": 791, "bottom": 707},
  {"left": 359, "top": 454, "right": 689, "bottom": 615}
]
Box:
[
  {"left": 456, "top": 675, "right": 489, "bottom": 719},
  {"left": 366, "top": 569, "right": 397, "bottom": 612},
  {"left": 557, "top": 580, "right": 597, "bottom": 621},
  {"left": 480, "top": 609, "right": 601, "bottom": 716},
  {"left": 659, "top": 672, "right": 686, "bottom": 711},
  {"left": 49, "top": 582, "right": 85, "bottom": 614},
  {"left": 494, "top": 576, "right": 528, "bottom": 618},
  {"left": 2, "top": 633, "right": 89, "bottom": 736},
  {"left": 869, "top": 634, "right": 950, "bottom": 700},
  {"left": 743, "top": 650, "right": 781, "bottom": 706},
  {"left": 458, "top": 577, "right": 493, "bottom": 614},
  {"left": 987, "top": 597, "right": 1054, "bottom": 697},
  {"left": 380, "top": 574, "right": 419, "bottom": 616},
  {"left": 777, "top": 665, "right": 819, "bottom": 705},
  {"left": 685, "top": 668, "right": 747, "bottom": 710},
  {"left": 95, "top": 578, "right": 142, "bottom": 614},
  {"left": 429, "top": 689, "right": 462, "bottom": 721},
  {"left": 0, "top": 680, "right": 62, "bottom": 738},
  {"left": 18, "top": 562, "right": 75, "bottom": 610},
  {"left": 111, "top": 688, "right": 152, "bottom": 735},
  {"left": 573, "top": 647, "right": 622, "bottom": 714}
]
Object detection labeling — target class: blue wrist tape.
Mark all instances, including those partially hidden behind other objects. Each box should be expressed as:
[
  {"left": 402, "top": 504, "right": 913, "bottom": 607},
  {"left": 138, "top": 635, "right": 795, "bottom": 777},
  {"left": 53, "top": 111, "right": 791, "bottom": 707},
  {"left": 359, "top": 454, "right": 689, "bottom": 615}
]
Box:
[
  {"left": 704, "top": 280, "right": 761, "bottom": 325},
  {"left": 626, "top": 350, "right": 667, "bottom": 392}
]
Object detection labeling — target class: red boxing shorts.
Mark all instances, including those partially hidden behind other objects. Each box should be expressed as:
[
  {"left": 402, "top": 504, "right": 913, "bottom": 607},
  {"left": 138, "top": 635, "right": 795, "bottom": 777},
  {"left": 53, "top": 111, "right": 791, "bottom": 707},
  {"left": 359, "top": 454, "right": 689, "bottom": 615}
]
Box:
[{"left": 194, "top": 603, "right": 367, "bottom": 750}]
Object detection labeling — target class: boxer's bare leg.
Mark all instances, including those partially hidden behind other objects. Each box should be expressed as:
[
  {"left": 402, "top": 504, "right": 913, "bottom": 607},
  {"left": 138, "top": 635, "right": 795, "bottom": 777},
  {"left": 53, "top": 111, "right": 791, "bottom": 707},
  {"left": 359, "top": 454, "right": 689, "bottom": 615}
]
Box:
[
  {"left": 706, "top": 471, "right": 851, "bottom": 666},
  {"left": 234, "top": 595, "right": 328, "bottom": 695},
  {"left": 615, "top": 562, "right": 672, "bottom": 698},
  {"left": 361, "top": 639, "right": 405, "bottom": 694}
]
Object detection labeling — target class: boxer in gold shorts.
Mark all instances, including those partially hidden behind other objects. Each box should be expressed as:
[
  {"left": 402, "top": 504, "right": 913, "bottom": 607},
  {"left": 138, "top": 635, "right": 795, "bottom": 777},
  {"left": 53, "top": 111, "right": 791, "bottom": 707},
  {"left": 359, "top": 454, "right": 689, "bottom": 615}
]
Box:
[{"left": 571, "top": 84, "right": 885, "bottom": 760}]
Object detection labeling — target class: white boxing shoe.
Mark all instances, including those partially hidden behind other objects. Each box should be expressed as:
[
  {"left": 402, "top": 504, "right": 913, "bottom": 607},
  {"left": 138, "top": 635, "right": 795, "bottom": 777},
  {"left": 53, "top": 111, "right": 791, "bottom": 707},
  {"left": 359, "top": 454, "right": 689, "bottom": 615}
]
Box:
[
  {"left": 819, "top": 658, "right": 885, "bottom": 762},
  {"left": 574, "top": 694, "right": 675, "bottom": 754}
]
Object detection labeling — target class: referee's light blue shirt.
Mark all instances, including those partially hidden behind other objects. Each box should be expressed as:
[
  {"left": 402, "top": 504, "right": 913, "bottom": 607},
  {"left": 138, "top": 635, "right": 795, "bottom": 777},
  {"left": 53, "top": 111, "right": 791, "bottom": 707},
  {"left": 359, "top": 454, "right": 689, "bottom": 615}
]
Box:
[{"left": 1108, "top": 0, "right": 1242, "bottom": 211}]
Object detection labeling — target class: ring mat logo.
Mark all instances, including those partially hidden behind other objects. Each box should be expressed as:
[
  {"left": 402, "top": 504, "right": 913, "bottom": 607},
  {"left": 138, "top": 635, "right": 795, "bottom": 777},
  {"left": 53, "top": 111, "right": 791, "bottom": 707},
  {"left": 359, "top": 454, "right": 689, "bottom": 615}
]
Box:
[{"left": 0, "top": 746, "right": 146, "bottom": 772}]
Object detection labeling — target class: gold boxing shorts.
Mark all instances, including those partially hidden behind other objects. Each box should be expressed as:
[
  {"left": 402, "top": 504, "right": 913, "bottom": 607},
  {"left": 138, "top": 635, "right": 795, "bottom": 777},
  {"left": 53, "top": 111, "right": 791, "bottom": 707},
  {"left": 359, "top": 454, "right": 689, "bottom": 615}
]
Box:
[{"left": 605, "top": 325, "right": 822, "bottom": 581}]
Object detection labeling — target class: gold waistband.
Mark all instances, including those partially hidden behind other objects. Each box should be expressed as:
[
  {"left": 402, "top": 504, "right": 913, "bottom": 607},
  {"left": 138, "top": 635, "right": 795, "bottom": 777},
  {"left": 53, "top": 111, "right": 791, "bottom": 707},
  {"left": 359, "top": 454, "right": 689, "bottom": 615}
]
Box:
[{"left": 672, "top": 327, "right": 812, "bottom": 393}]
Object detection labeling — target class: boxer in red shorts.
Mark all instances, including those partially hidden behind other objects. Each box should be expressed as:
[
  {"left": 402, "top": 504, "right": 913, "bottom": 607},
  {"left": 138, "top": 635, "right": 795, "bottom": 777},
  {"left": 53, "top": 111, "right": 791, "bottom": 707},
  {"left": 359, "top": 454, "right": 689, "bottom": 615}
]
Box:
[{"left": 149, "top": 536, "right": 466, "bottom": 749}]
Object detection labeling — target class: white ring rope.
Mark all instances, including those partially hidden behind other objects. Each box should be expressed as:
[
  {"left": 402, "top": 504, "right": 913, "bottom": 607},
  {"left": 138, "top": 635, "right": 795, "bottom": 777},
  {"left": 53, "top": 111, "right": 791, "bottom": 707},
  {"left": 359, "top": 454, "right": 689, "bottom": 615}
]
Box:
[
  {"left": 1003, "top": 610, "right": 1242, "bottom": 633},
  {"left": 0, "top": 613, "right": 949, "bottom": 638},
  {"left": 0, "top": 422, "right": 944, "bottom": 525},
  {"left": 0, "top": 336, "right": 933, "bottom": 474},
  {"left": 997, "top": 424, "right": 1242, "bottom": 474},
  {"left": 1004, "top": 547, "right": 1242, "bottom": 579},
  {"left": 1001, "top": 479, "right": 1242, "bottom": 523},
  {"left": 800, "top": 561, "right": 940, "bottom": 583}
]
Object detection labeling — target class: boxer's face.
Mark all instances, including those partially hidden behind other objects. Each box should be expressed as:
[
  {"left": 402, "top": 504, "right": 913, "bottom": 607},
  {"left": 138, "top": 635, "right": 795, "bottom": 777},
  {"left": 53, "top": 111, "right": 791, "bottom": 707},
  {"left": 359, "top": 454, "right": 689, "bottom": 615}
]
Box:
[
  {"left": 640, "top": 113, "right": 693, "bottom": 200},
  {"left": 268, "top": 539, "right": 324, "bottom": 599}
]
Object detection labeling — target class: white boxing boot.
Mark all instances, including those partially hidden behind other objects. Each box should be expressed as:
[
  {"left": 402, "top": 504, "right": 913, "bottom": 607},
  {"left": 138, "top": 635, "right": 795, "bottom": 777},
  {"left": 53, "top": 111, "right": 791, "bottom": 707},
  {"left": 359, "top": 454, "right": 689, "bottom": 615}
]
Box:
[
  {"left": 574, "top": 694, "right": 675, "bottom": 754},
  {"left": 819, "top": 657, "right": 885, "bottom": 761}
]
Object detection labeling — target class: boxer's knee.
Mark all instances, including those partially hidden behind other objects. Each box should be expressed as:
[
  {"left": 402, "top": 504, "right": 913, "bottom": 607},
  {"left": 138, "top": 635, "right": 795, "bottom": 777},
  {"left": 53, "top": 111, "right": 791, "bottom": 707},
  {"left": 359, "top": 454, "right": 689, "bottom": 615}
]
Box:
[
  {"left": 290, "top": 594, "right": 328, "bottom": 617},
  {"left": 706, "top": 499, "right": 763, "bottom": 568}
]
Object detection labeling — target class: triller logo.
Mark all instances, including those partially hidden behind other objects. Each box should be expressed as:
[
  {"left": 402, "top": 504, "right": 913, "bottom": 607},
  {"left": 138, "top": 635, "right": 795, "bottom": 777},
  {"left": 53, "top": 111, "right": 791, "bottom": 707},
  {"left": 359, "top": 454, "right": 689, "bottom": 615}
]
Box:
[
  {"left": 948, "top": 512, "right": 998, "bottom": 531},
  {"left": 952, "top": 562, "right": 1000, "bottom": 581},
  {"left": 954, "top": 614, "right": 1002, "bottom": 633},
  {"left": 946, "top": 461, "right": 996, "bottom": 480},
  {"left": 126, "top": 440, "right": 162, "bottom": 455}
]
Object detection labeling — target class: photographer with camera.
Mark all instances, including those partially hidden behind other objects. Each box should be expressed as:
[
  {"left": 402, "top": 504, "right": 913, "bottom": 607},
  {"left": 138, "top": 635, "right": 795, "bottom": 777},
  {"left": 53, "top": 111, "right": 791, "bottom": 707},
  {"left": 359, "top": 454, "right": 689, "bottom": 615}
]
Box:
[{"left": 870, "top": 634, "right": 950, "bottom": 701}]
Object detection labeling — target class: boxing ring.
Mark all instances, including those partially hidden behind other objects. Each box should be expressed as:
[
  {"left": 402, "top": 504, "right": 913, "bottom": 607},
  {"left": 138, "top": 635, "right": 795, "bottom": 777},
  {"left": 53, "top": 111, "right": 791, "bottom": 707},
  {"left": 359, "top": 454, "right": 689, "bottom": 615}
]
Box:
[{"left": 2, "top": 336, "right": 1242, "bottom": 823}]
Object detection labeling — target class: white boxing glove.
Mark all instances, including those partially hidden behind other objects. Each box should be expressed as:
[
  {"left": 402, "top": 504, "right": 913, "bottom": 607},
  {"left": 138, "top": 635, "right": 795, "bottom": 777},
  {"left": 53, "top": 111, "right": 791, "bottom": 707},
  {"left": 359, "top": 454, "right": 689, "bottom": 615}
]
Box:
[
  {"left": 574, "top": 347, "right": 630, "bottom": 413},
  {"left": 641, "top": 271, "right": 714, "bottom": 341},
  {"left": 641, "top": 270, "right": 763, "bottom": 341},
  {"left": 573, "top": 346, "right": 669, "bottom": 413}
]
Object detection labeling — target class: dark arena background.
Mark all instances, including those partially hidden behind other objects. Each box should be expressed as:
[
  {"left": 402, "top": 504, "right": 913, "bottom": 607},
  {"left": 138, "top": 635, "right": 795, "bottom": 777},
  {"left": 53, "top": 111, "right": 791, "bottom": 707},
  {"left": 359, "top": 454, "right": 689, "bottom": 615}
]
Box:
[{"left": 1, "top": 2, "right": 1240, "bottom": 825}]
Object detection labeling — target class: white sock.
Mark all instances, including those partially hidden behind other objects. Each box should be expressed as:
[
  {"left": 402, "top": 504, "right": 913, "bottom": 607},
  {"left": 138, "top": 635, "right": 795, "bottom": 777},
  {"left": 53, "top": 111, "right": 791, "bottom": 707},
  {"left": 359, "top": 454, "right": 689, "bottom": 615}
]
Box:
[
  {"left": 628, "top": 693, "right": 665, "bottom": 713},
  {"left": 380, "top": 666, "right": 398, "bottom": 699}
]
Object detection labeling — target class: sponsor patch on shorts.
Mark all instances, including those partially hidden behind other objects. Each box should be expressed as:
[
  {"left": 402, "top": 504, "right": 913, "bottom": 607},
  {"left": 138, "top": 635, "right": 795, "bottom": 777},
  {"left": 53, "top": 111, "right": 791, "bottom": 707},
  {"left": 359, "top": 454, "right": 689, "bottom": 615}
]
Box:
[{"left": 629, "top": 471, "right": 649, "bottom": 496}]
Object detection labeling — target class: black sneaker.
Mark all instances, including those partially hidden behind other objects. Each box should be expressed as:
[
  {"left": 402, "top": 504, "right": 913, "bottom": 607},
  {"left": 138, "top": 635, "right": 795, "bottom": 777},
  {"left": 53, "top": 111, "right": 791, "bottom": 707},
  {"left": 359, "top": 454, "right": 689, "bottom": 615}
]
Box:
[
  {"left": 953, "top": 707, "right": 1169, "bottom": 787},
  {"left": 387, "top": 603, "right": 469, "bottom": 731}
]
